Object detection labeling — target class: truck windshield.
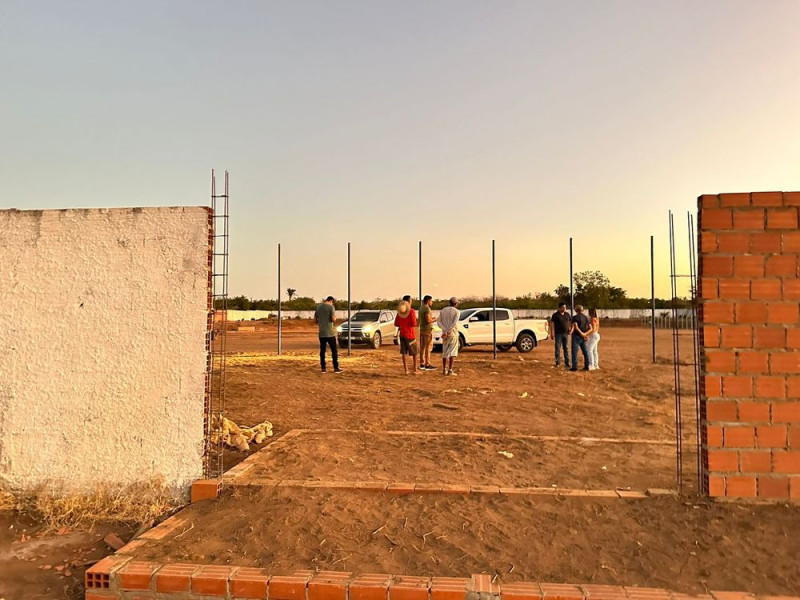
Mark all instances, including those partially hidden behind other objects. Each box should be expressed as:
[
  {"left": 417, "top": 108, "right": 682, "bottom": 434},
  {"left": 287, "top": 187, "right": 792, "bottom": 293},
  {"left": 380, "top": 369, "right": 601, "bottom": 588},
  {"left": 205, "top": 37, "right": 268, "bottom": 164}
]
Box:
[
  {"left": 459, "top": 309, "right": 478, "bottom": 321},
  {"left": 351, "top": 312, "right": 379, "bottom": 322}
]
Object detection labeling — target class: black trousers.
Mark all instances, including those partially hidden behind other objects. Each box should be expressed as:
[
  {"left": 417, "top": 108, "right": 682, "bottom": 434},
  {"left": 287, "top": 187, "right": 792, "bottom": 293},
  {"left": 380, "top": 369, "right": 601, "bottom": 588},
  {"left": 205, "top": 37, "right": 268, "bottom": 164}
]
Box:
[{"left": 319, "top": 336, "right": 339, "bottom": 371}]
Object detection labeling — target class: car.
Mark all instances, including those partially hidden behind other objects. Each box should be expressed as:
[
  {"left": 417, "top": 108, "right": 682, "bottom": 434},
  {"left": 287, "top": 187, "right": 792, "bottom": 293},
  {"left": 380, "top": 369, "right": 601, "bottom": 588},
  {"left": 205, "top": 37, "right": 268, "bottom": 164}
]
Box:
[
  {"left": 337, "top": 309, "right": 397, "bottom": 349},
  {"left": 432, "top": 307, "right": 549, "bottom": 353}
]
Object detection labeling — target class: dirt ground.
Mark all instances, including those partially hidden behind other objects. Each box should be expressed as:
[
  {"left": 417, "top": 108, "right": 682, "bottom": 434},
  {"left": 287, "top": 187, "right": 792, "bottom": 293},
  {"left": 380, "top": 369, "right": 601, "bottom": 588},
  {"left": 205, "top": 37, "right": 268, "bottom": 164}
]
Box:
[{"left": 129, "top": 325, "right": 800, "bottom": 595}]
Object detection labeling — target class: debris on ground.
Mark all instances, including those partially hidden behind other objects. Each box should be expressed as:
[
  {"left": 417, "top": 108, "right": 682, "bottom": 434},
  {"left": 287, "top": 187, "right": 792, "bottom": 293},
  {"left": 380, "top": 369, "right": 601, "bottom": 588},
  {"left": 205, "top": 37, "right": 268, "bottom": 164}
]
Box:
[{"left": 211, "top": 416, "right": 274, "bottom": 452}]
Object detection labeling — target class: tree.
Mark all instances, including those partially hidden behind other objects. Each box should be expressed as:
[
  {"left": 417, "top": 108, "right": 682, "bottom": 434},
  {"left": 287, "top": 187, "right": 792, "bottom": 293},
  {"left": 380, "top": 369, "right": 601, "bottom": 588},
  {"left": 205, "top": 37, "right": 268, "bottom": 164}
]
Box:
[{"left": 286, "top": 288, "right": 297, "bottom": 301}]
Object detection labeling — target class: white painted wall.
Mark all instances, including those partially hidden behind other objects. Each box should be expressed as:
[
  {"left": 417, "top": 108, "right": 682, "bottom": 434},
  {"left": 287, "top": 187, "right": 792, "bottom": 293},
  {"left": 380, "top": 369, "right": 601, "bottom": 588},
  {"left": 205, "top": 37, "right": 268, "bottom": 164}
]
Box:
[{"left": 0, "top": 207, "right": 210, "bottom": 494}]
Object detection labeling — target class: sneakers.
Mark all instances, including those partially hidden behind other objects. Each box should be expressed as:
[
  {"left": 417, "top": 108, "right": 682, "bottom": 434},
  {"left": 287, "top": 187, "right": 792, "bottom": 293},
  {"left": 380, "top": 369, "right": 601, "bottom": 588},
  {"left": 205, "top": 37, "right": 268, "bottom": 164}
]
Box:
[
  {"left": 447, "top": 370, "right": 457, "bottom": 376},
  {"left": 422, "top": 364, "right": 437, "bottom": 371},
  {"left": 334, "top": 368, "right": 344, "bottom": 374}
]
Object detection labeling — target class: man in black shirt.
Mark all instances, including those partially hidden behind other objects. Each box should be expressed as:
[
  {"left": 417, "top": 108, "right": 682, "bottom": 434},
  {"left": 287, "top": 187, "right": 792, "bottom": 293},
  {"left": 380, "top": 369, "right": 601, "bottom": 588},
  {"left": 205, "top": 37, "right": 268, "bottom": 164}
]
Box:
[
  {"left": 549, "top": 302, "right": 571, "bottom": 368},
  {"left": 570, "top": 304, "right": 592, "bottom": 371}
]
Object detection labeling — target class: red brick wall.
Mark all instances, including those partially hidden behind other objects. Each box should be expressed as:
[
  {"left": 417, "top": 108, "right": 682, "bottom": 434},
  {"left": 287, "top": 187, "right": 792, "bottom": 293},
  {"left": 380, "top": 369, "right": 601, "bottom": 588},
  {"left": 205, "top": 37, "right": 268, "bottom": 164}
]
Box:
[{"left": 698, "top": 192, "right": 800, "bottom": 501}]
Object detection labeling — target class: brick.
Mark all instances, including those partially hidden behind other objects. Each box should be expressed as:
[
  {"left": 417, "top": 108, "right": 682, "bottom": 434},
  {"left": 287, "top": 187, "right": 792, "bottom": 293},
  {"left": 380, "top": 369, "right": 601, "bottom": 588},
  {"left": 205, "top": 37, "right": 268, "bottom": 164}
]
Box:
[
  {"left": 789, "top": 378, "right": 800, "bottom": 398},
  {"left": 773, "top": 402, "right": 800, "bottom": 423},
  {"left": 783, "top": 231, "right": 800, "bottom": 252},
  {"left": 738, "top": 351, "right": 769, "bottom": 373},
  {"left": 701, "top": 278, "right": 719, "bottom": 299},
  {"left": 766, "top": 255, "right": 798, "bottom": 277},
  {"left": 772, "top": 353, "right": 800, "bottom": 374},
  {"left": 231, "top": 567, "right": 269, "bottom": 599},
  {"left": 757, "top": 425, "right": 787, "bottom": 448},
  {"left": 192, "top": 565, "right": 235, "bottom": 596},
  {"left": 751, "top": 191, "right": 784, "bottom": 206},
  {"left": 700, "top": 232, "right": 718, "bottom": 253},
  {"left": 430, "top": 577, "right": 469, "bottom": 600},
  {"left": 702, "top": 256, "right": 733, "bottom": 277},
  {"left": 733, "top": 209, "right": 765, "bottom": 230},
  {"left": 740, "top": 451, "right": 771, "bottom": 473},
  {"left": 699, "top": 194, "right": 720, "bottom": 208},
  {"left": 788, "top": 330, "right": 800, "bottom": 349},
  {"left": 725, "top": 475, "right": 757, "bottom": 497},
  {"left": 718, "top": 193, "right": 750, "bottom": 207},
  {"left": 118, "top": 561, "right": 159, "bottom": 590},
  {"left": 386, "top": 483, "right": 416, "bottom": 495},
  {"left": 350, "top": 575, "right": 392, "bottom": 600},
  {"left": 758, "top": 476, "right": 790, "bottom": 499},
  {"left": 707, "top": 475, "right": 725, "bottom": 496},
  {"left": 722, "top": 376, "right": 752, "bottom": 397},
  {"left": 540, "top": 583, "right": 585, "bottom": 600},
  {"left": 706, "top": 425, "right": 723, "bottom": 447},
  {"left": 308, "top": 573, "right": 352, "bottom": 600},
  {"left": 270, "top": 575, "right": 311, "bottom": 600},
  {"left": 718, "top": 279, "right": 750, "bottom": 299},
  {"left": 703, "top": 326, "right": 720, "bottom": 348},
  {"left": 767, "top": 208, "right": 798, "bottom": 229},
  {"left": 704, "top": 376, "right": 722, "bottom": 397},
  {"left": 793, "top": 477, "right": 800, "bottom": 500},
  {"left": 751, "top": 279, "right": 782, "bottom": 299},
  {"left": 85, "top": 555, "right": 132, "bottom": 590},
  {"left": 707, "top": 450, "right": 738, "bottom": 471},
  {"left": 623, "top": 587, "right": 671, "bottom": 600},
  {"left": 470, "top": 485, "right": 501, "bottom": 494},
  {"left": 470, "top": 574, "right": 499, "bottom": 595},
  {"left": 191, "top": 479, "right": 221, "bottom": 503},
  {"left": 785, "top": 191, "right": 800, "bottom": 206},
  {"left": 156, "top": 564, "right": 200, "bottom": 593},
  {"left": 701, "top": 208, "right": 733, "bottom": 230},
  {"left": 390, "top": 577, "right": 430, "bottom": 600},
  {"left": 735, "top": 302, "right": 767, "bottom": 324},
  {"left": 581, "top": 584, "right": 626, "bottom": 600},
  {"left": 501, "top": 582, "right": 543, "bottom": 600},
  {"left": 439, "top": 484, "right": 470, "bottom": 494},
  {"left": 413, "top": 483, "right": 443, "bottom": 493},
  {"left": 720, "top": 325, "right": 752, "bottom": 348},
  {"left": 706, "top": 351, "right": 736, "bottom": 373},
  {"left": 706, "top": 400, "right": 736, "bottom": 421},
  {"left": 753, "top": 327, "right": 786, "bottom": 348},
  {"left": 768, "top": 302, "right": 799, "bottom": 324},
  {"left": 773, "top": 451, "right": 800, "bottom": 473},
  {"left": 723, "top": 426, "right": 755, "bottom": 448},
  {"left": 790, "top": 426, "right": 800, "bottom": 448},
  {"left": 703, "top": 304, "right": 734, "bottom": 324},
  {"left": 717, "top": 233, "right": 749, "bottom": 253},
  {"left": 739, "top": 402, "right": 770, "bottom": 422},
  {"left": 755, "top": 376, "right": 786, "bottom": 398},
  {"left": 749, "top": 232, "right": 782, "bottom": 253}
]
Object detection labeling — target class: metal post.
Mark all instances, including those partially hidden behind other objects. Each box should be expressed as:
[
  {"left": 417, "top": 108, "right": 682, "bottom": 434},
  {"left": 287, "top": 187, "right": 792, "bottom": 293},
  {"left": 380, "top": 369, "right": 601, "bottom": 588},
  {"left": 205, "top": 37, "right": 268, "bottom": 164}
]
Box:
[
  {"left": 277, "top": 243, "right": 282, "bottom": 356},
  {"left": 492, "top": 239, "right": 497, "bottom": 360},
  {"left": 569, "top": 237, "right": 574, "bottom": 314},
  {"left": 650, "top": 235, "right": 655, "bottom": 363},
  {"left": 347, "top": 242, "right": 352, "bottom": 356},
  {"left": 418, "top": 240, "right": 422, "bottom": 311}
]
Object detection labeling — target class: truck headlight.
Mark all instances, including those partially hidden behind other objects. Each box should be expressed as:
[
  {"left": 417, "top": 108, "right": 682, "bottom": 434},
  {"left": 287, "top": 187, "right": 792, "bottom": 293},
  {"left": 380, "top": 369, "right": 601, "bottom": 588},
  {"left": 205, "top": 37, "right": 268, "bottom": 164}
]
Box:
[{"left": 362, "top": 325, "right": 373, "bottom": 334}]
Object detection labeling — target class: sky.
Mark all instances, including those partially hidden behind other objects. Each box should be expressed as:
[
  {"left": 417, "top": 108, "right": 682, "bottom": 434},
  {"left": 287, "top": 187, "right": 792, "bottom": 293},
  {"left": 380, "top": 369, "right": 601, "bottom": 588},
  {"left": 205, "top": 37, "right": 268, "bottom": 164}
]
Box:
[{"left": 2, "top": 1, "right": 800, "bottom": 302}]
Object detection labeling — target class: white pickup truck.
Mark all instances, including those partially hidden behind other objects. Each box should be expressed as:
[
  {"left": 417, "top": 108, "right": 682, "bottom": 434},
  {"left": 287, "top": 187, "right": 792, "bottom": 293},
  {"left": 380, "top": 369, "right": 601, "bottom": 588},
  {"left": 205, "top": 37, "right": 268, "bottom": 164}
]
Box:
[{"left": 432, "top": 307, "right": 549, "bottom": 353}]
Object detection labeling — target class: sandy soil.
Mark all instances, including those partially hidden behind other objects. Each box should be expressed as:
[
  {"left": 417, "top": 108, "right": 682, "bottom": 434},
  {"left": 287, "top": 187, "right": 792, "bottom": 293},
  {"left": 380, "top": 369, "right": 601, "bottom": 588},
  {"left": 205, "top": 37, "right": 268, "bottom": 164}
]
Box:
[{"left": 129, "top": 325, "right": 800, "bottom": 595}]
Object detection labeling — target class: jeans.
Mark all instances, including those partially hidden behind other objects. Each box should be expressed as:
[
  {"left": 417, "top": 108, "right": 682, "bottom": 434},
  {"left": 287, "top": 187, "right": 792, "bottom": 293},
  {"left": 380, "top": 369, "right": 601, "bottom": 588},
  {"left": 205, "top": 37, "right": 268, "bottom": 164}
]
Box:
[
  {"left": 554, "top": 333, "right": 569, "bottom": 365},
  {"left": 586, "top": 332, "right": 600, "bottom": 368},
  {"left": 319, "top": 336, "right": 339, "bottom": 371},
  {"left": 571, "top": 335, "right": 590, "bottom": 370}
]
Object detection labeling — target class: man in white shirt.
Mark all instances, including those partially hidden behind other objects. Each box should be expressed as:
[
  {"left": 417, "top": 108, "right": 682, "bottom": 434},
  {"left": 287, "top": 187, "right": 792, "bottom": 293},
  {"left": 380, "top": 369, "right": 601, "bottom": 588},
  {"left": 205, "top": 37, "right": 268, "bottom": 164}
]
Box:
[{"left": 437, "top": 297, "right": 461, "bottom": 376}]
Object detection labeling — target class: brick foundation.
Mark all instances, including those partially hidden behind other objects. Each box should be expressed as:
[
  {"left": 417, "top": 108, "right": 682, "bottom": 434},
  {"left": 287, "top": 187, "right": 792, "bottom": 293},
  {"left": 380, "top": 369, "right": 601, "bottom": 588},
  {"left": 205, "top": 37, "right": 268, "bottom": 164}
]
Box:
[{"left": 698, "top": 191, "right": 800, "bottom": 501}]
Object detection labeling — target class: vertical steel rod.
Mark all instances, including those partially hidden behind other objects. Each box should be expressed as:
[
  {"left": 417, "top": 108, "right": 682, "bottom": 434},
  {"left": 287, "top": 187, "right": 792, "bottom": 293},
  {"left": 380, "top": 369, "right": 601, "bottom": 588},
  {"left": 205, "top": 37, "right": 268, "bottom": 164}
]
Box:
[
  {"left": 569, "top": 237, "right": 574, "bottom": 314},
  {"left": 651, "top": 235, "right": 656, "bottom": 363},
  {"left": 492, "top": 239, "right": 497, "bottom": 360},
  {"left": 347, "top": 242, "right": 352, "bottom": 356},
  {"left": 277, "top": 243, "right": 282, "bottom": 356},
  {"left": 418, "top": 240, "right": 422, "bottom": 312},
  {"left": 669, "top": 210, "right": 683, "bottom": 492},
  {"left": 688, "top": 213, "right": 702, "bottom": 493}
]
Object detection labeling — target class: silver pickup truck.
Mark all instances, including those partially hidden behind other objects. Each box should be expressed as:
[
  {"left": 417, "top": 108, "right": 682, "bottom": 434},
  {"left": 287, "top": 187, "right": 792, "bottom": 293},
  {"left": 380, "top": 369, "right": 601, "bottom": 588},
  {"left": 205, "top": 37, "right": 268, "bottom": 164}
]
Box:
[{"left": 337, "top": 309, "right": 398, "bottom": 349}]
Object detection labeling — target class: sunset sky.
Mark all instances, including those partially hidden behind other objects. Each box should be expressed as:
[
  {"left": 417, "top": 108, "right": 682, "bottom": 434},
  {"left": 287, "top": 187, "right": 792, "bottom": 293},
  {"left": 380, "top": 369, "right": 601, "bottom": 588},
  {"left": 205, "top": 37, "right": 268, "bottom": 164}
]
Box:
[{"left": 3, "top": 1, "right": 799, "bottom": 302}]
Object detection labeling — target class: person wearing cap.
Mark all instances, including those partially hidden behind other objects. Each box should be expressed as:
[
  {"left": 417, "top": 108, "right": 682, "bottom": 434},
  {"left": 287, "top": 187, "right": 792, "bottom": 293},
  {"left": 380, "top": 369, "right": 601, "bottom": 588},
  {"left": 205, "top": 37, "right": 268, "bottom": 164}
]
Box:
[
  {"left": 315, "top": 296, "right": 342, "bottom": 374},
  {"left": 394, "top": 298, "right": 420, "bottom": 375},
  {"left": 437, "top": 297, "right": 460, "bottom": 376},
  {"left": 569, "top": 304, "right": 592, "bottom": 372}
]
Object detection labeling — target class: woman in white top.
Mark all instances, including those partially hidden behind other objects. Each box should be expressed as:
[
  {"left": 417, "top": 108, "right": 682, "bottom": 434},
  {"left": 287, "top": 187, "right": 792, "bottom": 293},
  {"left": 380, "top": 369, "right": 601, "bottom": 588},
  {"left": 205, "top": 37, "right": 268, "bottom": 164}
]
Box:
[{"left": 586, "top": 308, "right": 601, "bottom": 370}]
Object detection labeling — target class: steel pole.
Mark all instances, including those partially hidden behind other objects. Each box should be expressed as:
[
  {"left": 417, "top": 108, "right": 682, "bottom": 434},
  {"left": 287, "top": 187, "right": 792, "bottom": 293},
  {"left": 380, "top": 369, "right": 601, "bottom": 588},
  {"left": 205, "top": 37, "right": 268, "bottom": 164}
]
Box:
[
  {"left": 651, "top": 235, "right": 655, "bottom": 363},
  {"left": 347, "top": 242, "right": 352, "bottom": 356},
  {"left": 277, "top": 243, "right": 282, "bottom": 356},
  {"left": 569, "top": 237, "right": 574, "bottom": 314},
  {"left": 418, "top": 240, "right": 422, "bottom": 311},
  {"left": 492, "top": 239, "right": 497, "bottom": 360}
]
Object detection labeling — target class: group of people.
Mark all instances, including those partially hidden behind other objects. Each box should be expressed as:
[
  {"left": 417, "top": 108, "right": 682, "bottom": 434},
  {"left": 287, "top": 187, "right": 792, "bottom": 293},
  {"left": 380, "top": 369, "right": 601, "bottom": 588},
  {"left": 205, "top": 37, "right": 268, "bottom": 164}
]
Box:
[
  {"left": 314, "top": 296, "right": 601, "bottom": 375},
  {"left": 549, "top": 302, "right": 601, "bottom": 371},
  {"left": 314, "top": 295, "right": 462, "bottom": 376}
]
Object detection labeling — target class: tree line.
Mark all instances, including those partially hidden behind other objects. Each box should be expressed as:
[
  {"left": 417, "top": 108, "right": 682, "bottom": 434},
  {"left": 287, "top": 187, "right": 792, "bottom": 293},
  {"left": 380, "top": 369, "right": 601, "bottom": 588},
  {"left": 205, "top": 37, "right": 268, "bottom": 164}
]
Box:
[{"left": 216, "top": 271, "right": 690, "bottom": 311}]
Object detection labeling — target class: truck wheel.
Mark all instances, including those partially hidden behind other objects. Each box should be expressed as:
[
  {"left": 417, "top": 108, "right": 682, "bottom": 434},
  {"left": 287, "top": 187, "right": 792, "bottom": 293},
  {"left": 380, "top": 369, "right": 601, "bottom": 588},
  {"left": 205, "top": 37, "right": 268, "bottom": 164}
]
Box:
[
  {"left": 496, "top": 344, "right": 513, "bottom": 352},
  {"left": 516, "top": 333, "right": 535, "bottom": 353},
  {"left": 458, "top": 334, "right": 466, "bottom": 351},
  {"left": 371, "top": 332, "right": 382, "bottom": 349}
]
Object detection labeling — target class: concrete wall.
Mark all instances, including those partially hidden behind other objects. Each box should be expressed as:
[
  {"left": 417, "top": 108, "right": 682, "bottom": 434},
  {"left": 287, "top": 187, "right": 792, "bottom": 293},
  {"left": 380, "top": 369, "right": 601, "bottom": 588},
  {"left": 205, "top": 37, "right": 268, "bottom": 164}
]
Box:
[
  {"left": 698, "top": 192, "right": 800, "bottom": 501},
  {"left": 0, "top": 207, "right": 211, "bottom": 493}
]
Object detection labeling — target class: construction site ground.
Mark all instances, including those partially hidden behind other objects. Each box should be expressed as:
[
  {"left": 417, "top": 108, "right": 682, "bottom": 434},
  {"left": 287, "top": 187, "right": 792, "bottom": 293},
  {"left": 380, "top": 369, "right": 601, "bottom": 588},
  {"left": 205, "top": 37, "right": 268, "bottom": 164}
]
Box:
[{"left": 125, "top": 324, "right": 800, "bottom": 596}]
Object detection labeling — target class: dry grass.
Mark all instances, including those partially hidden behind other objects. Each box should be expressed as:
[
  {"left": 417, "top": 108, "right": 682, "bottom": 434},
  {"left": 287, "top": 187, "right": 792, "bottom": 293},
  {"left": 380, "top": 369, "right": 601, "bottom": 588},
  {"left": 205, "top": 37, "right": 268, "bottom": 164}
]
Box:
[{"left": 1, "top": 479, "right": 182, "bottom": 531}]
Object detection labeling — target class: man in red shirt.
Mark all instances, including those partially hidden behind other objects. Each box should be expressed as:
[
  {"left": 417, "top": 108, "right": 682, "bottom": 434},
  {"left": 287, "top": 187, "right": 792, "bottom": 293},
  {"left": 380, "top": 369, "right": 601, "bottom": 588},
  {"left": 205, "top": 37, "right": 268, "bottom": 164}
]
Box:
[{"left": 394, "top": 299, "right": 419, "bottom": 375}]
